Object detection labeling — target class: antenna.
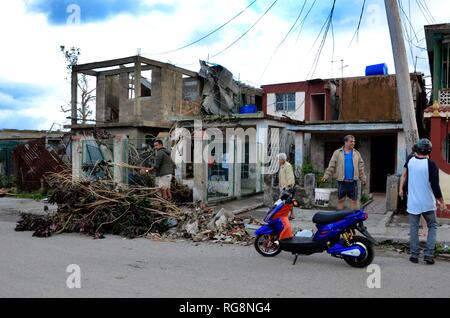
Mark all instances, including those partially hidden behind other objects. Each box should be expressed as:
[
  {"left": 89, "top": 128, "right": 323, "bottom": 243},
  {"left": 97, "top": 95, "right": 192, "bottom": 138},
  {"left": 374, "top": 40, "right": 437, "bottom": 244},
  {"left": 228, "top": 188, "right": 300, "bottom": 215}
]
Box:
[{"left": 332, "top": 59, "right": 349, "bottom": 78}]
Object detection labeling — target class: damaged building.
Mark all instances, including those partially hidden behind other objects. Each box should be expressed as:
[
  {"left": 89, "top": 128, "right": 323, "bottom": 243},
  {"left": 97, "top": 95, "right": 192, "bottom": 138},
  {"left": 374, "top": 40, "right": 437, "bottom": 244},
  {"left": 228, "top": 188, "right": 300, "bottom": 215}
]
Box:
[
  {"left": 67, "top": 56, "right": 268, "bottom": 202},
  {"left": 262, "top": 72, "right": 428, "bottom": 195}
]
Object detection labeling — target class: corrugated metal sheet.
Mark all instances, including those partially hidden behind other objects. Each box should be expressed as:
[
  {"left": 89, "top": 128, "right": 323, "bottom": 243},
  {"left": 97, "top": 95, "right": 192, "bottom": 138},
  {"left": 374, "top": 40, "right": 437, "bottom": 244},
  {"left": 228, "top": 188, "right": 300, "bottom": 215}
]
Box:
[{"left": 12, "top": 138, "right": 67, "bottom": 191}]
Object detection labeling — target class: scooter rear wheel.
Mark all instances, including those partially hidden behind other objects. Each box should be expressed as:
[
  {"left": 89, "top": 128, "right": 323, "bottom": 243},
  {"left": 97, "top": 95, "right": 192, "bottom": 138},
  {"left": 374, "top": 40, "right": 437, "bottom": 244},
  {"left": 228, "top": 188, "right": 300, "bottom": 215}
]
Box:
[
  {"left": 343, "top": 236, "right": 374, "bottom": 268},
  {"left": 254, "top": 234, "right": 282, "bottom": 257}
]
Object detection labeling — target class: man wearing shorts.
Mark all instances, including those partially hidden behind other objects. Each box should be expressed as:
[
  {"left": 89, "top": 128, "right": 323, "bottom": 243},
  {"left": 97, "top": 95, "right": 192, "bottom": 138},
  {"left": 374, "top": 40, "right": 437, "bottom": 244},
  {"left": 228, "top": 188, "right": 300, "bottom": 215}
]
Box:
[
  {"left": 322, "top": 135, "right": 367, "bottom": 210},
  {"left": 148, "top": 140, "right": 175, "bottom": 200}
]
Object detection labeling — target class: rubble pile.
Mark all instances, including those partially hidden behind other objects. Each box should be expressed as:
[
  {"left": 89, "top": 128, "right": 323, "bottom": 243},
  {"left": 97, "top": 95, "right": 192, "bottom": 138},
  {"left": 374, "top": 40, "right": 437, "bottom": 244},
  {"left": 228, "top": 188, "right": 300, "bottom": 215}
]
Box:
[
  {"left": 14, "top": 171, "right": 260, "bottom": 244},
  {"left": 165, "top": 207, "right": 263, "bottom": 246}
]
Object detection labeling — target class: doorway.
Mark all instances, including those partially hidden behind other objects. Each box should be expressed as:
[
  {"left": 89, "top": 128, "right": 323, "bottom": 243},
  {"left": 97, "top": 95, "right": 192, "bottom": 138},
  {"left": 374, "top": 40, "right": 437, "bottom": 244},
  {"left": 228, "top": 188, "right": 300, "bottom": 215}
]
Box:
[
  {"left": 370, "top": 135, "right": 396, "bottom": 192},
  {"left": 310, "top": 94, "right": 326, "bottom": 121}
]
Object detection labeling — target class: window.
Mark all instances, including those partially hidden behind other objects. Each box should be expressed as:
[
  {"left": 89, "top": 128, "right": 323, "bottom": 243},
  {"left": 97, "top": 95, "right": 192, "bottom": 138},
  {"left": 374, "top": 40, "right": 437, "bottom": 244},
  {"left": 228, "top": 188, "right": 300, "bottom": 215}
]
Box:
[
  {"left": 276, "top": 93, "right": 296, "bottom": 112},
  {"left": 128, "top": 71, "right": 152, "bottom": 99},
  {"left": 241, "top": 141, "right": 250, "bottom": 179},
  {"left": 128, "top": 73, "right": 135, "bottom": 99}
]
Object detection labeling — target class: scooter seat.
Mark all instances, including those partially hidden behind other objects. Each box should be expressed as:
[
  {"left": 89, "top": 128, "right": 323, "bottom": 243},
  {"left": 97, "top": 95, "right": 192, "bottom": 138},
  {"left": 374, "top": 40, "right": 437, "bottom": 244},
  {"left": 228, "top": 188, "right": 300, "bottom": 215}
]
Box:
[{"left": 312, "top": 210, "right": 355, "bottom": 224}]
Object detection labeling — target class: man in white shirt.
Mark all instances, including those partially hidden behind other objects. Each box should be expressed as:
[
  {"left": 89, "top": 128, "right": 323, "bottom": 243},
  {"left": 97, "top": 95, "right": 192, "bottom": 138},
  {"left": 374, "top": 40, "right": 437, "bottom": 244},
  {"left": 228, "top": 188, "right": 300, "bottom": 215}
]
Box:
[{"left": 399, "top": 139, "right": 447, "bottom": 265}]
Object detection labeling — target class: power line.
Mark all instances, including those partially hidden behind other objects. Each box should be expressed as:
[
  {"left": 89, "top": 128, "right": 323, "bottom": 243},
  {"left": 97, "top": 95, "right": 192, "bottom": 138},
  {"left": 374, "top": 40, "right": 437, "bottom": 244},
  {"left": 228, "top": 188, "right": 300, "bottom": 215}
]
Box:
[
  {"left": 416, "top": 0, "right": 436, "bottom": 24},
  {"left": 306, "top": 0, "right": 336, "bottom": 80},
  {"left": 414, "top": 0, "right": 432, "bottom": 24},
  {"left": 295, "top": 0, "right": 317, "bottom": 44},
  {"left": 398, "top": 0, "right": 419, "bottom": 42},
  {"left": 259, "top": 0, "right": 308, "bottom": 80},
  {"left": 211, "top": 0, "right": 279, "bottom": 59},
  {"left": 420, "top": 0, "right": 436, "bottom": 23},
  {"left": 147, "top": 0, "right": 259, "bottom": 55},
  {"left": 349, "top": 0, "right": 366, "bottom": 46}
]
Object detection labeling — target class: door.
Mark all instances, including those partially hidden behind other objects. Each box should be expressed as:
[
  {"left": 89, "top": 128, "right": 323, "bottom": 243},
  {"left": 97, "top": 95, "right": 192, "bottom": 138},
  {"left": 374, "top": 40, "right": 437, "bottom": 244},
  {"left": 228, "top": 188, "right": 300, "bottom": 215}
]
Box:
[{"left": 370, "top": 135, "right": 396, "bottom": 192}]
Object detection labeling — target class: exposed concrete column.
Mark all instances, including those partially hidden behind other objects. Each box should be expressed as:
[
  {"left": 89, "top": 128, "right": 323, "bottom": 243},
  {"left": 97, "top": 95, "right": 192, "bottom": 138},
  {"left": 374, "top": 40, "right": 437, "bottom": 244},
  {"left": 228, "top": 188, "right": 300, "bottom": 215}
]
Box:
[
  {"left": 396, "top": 131, "right": 407, "bottom": 175},
  {"left": 234, "top": 133, "right": 243, "bottom": 199},
  {"left": 386, "top": 175, "right": 400, "bottom": 213},
  {"left": 256, "top": 122, "right": 269, "bottom": 192},
  {"left": 193, "top": 121, "right": 207, "bottom": 203},
  {"left": 304, "top": 133, "right": 312, "bottom": 162},
  {"left": 225, "top": 135, "right": 234, "bottom": 198},
  {"left": 71, "top": 135, "right": 83, "bottom": 181},
  {"left": 96, "top": 75, "right": 106, "bottom": 123},
  {"left": 113, "top": 134, "right": 128, "bottom": 186},
  {"left": 294, "top": 132, "right": 304, "bottom": 176},
  {"left": 119, "top": 72, "right": 129, "bottom": 124},
  {"left": 134, "top": 56, "right": 142, "bottom": 124},
  {"left": 71, "top": 71, "right": 78, "bottom": 125}
]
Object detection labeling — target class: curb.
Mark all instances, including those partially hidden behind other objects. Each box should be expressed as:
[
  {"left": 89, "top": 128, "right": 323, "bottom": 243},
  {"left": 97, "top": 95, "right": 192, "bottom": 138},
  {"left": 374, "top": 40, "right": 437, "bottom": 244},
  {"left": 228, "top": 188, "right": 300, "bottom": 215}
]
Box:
[{"left": 232, "top": 203, "right": 265, "bottom": 216}]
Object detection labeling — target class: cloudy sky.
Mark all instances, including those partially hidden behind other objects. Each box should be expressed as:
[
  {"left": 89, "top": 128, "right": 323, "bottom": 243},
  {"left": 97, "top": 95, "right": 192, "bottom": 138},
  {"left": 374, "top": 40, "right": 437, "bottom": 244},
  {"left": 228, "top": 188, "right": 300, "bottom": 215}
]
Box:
[{"left": 0, "top": 0, "right": 448, "bottom": 131}]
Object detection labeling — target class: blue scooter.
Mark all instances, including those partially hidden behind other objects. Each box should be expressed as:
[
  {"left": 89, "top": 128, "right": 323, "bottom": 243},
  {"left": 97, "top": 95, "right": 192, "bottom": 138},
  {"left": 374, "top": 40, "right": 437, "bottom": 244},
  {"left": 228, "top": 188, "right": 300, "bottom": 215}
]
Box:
[{"left": 254, "top": 189, "right": 377, "bottom": 267}]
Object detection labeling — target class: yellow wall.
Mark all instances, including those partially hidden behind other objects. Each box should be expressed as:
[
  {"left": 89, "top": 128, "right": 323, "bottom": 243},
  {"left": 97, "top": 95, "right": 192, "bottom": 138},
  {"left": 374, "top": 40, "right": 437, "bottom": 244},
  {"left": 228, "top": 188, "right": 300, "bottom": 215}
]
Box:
[{"left": 440, "top": 170, "right": 450, "bottom": 204}]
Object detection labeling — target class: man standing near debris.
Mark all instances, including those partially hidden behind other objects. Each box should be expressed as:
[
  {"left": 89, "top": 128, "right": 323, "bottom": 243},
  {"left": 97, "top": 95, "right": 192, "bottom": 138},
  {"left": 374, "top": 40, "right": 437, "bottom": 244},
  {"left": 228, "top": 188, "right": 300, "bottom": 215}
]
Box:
[
  {"left": 278, "top": 153, "right": 296, "bottom": 219},
  {"left": 148, "top": 140, "right": 175, "bottom": 200},
  {"left": 399, "top": 139, "right": 446, "bottom": 265},
  {"left": 321, "top": 135, "right": 367, "bottom": 211}
]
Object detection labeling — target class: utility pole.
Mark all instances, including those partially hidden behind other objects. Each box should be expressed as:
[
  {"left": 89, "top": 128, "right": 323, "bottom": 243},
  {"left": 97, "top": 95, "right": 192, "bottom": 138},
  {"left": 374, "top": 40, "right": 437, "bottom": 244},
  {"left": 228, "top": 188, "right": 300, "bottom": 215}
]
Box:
[{"left": 384, "top": 0, "right": 419, "bottom": 152}]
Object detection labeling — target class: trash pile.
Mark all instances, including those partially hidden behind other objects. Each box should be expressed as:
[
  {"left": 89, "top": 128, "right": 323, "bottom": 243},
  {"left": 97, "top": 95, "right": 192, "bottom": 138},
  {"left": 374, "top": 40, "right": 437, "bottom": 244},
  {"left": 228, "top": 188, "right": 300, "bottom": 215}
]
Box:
[
  {"left": 14, "top": 171, "right": 261, "bottom": 245},
  {"left": 15, "top": 171, "right": 184, "bottom": 238},
  {"left": 164, "top": 207, "right": 264, "bottom": 246}
]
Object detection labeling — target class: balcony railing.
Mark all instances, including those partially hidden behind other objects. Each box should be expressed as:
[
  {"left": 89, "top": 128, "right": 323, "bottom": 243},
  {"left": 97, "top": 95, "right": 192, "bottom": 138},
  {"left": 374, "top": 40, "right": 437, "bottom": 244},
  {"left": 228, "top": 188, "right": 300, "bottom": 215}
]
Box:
[{"left": 439, "top": 88, "right": 450, "bottom": 107}]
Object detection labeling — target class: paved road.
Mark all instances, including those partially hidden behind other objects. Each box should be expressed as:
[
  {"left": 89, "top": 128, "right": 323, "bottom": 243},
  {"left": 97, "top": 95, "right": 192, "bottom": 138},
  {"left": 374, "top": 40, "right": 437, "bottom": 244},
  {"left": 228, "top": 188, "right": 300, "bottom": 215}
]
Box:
[{"left": 1, "top": 216, "right": 449, "bottom": 298}]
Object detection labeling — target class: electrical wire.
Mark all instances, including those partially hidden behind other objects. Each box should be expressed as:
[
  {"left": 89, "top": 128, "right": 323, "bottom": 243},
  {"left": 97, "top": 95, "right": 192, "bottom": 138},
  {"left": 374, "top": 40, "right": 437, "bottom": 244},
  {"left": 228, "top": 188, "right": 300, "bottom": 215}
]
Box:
[
  {"left": 349, "top": 0, "right": 366, "bottom": 46},
  {"left": 306, "top": 0, "right": 336, "bottom": 80},
  {"left": 259, "top": 0, "right": 308, "bottom": 80},
  {"left": 211, "top": 0, "right": 279, "bottom": 59},
  {"left": 295, "top": 0, "right": 317, "bottom": 44},
  {"left": 146, "top": 0, "right": 259, "bottom": 55}
]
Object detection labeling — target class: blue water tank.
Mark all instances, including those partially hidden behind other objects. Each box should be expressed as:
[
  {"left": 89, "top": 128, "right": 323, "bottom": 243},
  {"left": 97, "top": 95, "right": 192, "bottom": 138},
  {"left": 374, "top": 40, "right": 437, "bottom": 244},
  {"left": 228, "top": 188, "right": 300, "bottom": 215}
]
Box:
[
  {"left": 365, "top": 63, "right": 389, "bottom": 76},
  {"left": 239, "top": 105, "right": 257, "bottom": 114}
]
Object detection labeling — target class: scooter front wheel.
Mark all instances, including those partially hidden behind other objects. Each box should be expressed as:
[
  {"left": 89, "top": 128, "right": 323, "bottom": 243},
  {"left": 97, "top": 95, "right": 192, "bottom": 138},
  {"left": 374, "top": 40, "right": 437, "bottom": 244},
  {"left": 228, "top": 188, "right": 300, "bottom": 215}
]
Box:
[
  {"left": 254, "top": 234, "right": 282, "bottom": 257},
  {"left": 343, "top": 236, "right": 374, "bottom": 268}
]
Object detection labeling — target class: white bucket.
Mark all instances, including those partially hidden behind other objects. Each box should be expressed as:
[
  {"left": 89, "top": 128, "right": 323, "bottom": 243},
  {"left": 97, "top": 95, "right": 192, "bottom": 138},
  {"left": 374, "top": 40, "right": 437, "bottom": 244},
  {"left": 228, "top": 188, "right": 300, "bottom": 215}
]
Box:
[{"left": 315, "top": 188, "right": 335, "bottom": 207}]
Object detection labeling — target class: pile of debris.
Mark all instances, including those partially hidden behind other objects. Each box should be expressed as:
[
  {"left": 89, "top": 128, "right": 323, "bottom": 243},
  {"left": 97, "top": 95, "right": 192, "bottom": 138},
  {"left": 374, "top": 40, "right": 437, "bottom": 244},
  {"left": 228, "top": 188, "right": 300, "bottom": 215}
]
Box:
[
  {"left": 165, "top": 207, "right": 263, "bottom": 246},
  {"left": 14, "top": 171, "right": 260, "bottom": 244},
  {"left": 15, "top": 171, "right": 184, "bottom": 238}
]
